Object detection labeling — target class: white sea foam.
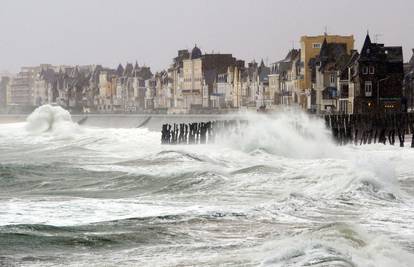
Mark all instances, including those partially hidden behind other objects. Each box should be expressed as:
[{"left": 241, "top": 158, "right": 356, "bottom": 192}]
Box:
[
  {"left": 259, "top": 223, "right": 414, "bottom": 267},
  {"left": 217, "top": 111, "right": 338, "bottom": 159},
  {"left": 25, "top": 104, "right": 79, "bottom": 135},
  {"left": 1, "top": 107, "right": 414, "bottom": 266}
]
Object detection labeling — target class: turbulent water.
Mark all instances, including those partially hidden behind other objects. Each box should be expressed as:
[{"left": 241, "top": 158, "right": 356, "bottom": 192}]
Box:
[{"left": 1, "top": 105, "right": 414, "bottom": 267}]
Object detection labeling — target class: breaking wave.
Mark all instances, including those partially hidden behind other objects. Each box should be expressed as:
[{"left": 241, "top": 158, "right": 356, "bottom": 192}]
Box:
[
  {"left": 1, "top": 107, "right": 414, "bottom": 266},
  {"left": 260, "top": 222, "right": 414, "bottom": 267},
  {"left": 25, "top": 105, "right": 79, "bottom": 135},
  {"left": 218, "top": 111, "right": 338, "bottom": 159}
]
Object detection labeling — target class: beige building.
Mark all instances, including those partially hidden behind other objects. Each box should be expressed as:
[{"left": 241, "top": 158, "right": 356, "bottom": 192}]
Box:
[
  {"left": 168, "top": 50, "right": 190, "bottom": 112},
  {"left": 268, "top": 73, "right": 282, "bottom": 105},
  {"left": 230, "top": 64, "right": 245, "bottom": 108},
  {"left": 7, "top": 66, "right": 41, "bottom": 108},
  {"left": 182, "top": 45, "right": 238, "bottom": 111},
  {"left": 269, "top": 49, "right": 301, "bottom": 106},
  {"left": 182, "top": 47, "right": 204, "bottom": 109},
  {"left": 97, "top": 71, "right": 117, "bottom": 112},
  {"left": 300, "top": 34, "right": 354, "bottom": 108}
]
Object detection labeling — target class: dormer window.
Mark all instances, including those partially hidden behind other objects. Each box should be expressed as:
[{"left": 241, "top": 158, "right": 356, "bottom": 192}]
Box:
[
  {"left": 367, "top": 48, "right": 370, "bottom": 54},
  {"left": 362, "top": 67, "right": 369, "bottom": 75},
  {"left": 369, "top": 66, "right": 375, "bottom": 74}
]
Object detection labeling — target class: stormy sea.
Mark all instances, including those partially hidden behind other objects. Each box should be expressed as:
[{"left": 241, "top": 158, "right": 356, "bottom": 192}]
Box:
[{"left": 1, "top": 105, "right": 414, "bottom": 267}]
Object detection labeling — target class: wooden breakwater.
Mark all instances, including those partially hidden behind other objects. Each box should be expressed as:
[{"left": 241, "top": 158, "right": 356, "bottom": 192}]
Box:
[
  {"left": 160, "top": 113, "right": 414, "bottom": 147},
  {"left": 324, "top": 113, "right": 414, "bottom": 147},
  {"left": 161, "top": 120, "right": 247, "bottom": 145}
]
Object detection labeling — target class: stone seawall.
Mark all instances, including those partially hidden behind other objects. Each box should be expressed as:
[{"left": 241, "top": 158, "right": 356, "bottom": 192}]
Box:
[{"left": 0, "top": 114, "right": 241, "bottom": 131}]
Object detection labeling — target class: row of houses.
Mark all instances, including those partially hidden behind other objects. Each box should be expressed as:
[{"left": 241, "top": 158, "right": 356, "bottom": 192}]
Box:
[
  {"left": 270, "top": 33, "right": 411, "bottom": 114},
  {"left": 1, "top": 33, "right": 413, "bottom": 114}
]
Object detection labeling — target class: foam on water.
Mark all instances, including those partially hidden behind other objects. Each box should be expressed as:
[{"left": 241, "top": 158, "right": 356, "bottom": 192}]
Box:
[
  {"left": 259, "top": 222, "right": 414, "bottom": 267},
  {"left": 1, "top": 105, "right": 414, "bottom": 266},
  {"left": 218, "top": 111, "right": 338, "bottom": 159}
]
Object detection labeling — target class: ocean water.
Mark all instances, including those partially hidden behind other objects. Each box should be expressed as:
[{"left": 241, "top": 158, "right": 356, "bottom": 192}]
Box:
[{"left": 0, "top": 105, "right": 414, "bottom": 267}]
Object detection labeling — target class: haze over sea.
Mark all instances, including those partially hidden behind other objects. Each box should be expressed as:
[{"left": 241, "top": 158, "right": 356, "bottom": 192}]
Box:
[{"left": 1, "top": 105, "right": 414, "bottom": 266}]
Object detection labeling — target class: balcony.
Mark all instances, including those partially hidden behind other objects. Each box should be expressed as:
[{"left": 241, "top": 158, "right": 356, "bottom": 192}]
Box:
[{"left": 322, "top": 87, "right": 338, "bottom": 100}]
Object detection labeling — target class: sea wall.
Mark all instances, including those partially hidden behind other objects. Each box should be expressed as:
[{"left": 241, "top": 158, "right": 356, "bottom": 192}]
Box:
[{"left": 0, "top": 114, "right": 241, "bottom": 131}]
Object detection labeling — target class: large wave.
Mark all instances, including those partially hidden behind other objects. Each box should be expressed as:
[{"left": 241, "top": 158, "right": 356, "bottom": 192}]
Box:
[
  {"left": 25, "top": 105, "right": 79, "bottom": 135},
  {"left": 217, "top": 111, "right": 338, "bottom": 159}
]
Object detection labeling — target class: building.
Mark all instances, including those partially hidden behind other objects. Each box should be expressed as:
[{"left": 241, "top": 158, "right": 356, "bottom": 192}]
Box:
[
  {"left": 168, "top": 50, "right": 190, "bottom": 112},
  {"left": 309, "top": 39, "right": 351, "bottom": 113},
  {"left": 404, "top": 49, "right": 414, "bottom": 110},
  {"left": 300, "top": 34, "right": 355, "bottom": 109},
  {"left": 337, "top": 51, "right": 359, "bottom": 114},
  {"left": 0, "top": 76, "right": 11, "bottom": 111},
  {"left": 105, "top": 62, "right": 153, "bottom": 113},
  {"left": 182, "top": 45, "right": 238, "bottom": 111},
  {"left": 214, "top": 60, "right": 245, "bottom": 109},
  {"left": 229, "top": 62, "right": 246, "bottom": 109},
  {"left": 251, "top": 60, "right": 270, "bottom": 109},
  {"left": 269, "top": 49, "right": 300, "bottom": 105},
  {"left": 343, "top": 34, "right": 404, "bottom": 114},
  {"left": 154, "top": 70, "right": 170, "bottom": 111},
  {"left": 53, "top": 65, "right": 94, "bottom": 111},
  {"left": 97, "top": 69, "right": 117, "bottom": 112},
  {"left": 144, "top": 78, "right": 156, "bottom": 110},
  {"left": 7, "top": 67, "right": 40, "bottom": 110}
]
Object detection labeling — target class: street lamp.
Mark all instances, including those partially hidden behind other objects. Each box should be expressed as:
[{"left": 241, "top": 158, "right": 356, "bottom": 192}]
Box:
[{"left": 377, "top": 76, "right": 389, "bottom": 111}]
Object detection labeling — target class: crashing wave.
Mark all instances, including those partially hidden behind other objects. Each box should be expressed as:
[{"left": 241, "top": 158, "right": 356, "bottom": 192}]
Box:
[
  {"left": 25, "top": 105, "right": 78, "bottom": 135},
  {"left": 217, "top": 111, "right": 338, "bottom": 159}
]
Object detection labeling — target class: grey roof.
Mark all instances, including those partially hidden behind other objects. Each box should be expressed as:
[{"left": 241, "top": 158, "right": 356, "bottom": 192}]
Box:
[{"left": 191, "top": 45, "right": 202, "bottom": 59}]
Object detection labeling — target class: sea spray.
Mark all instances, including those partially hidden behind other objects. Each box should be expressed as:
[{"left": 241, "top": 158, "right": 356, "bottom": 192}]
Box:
[
  {"left": 25, "top": 105, "right": 79, "bottom": 135},
  {"left": 0, "top": 108, "right": 413, "bottom": 266},
  {"left": 217, "top": 111, "right": 339, "bottom": 159}
]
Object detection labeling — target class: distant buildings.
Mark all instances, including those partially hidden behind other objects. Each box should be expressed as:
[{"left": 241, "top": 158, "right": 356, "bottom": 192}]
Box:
[
  {"left": 0, "top": 33, "right": 409, "bottom": 115},
  {"left": 0, "top": 76, "right": 10, "bottom": 111}
]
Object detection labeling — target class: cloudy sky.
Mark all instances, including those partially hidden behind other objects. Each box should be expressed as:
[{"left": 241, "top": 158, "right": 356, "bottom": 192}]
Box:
[{"left": 0, "top": 0, "right": 413, "bottom": 72}]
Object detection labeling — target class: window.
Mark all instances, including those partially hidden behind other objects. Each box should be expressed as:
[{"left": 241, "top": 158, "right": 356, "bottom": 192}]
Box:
[
  {"left": 330, "top": 74, "right": 335, "bottom": 85},
  {"left": 362, "top": 67, "right": 369, "bottom": 75},
  {"left": 365, "top": 81, "right": 372, "bottom": 97},
  {"left": 369, "top": 66, "right": 375, "bottom": 74},
  {"left": 313, "top": 43, "right": 322, "bottom": 49}
]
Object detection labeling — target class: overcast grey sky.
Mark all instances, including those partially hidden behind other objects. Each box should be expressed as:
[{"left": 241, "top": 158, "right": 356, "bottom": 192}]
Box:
[{"left": 0, "top": 0, "right": 413, "bottom": 73}]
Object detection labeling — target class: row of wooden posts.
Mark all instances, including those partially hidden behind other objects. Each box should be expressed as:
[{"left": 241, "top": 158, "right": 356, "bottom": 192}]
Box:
[
  {"left": 161, "top": 120, "right": 246, "bottom": 145},
  {"left": 160, "top": 112, "right": 414, "bottom": 147},
  {"left": 324, "top": 112, "right": 414, "bottom": 147}
]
